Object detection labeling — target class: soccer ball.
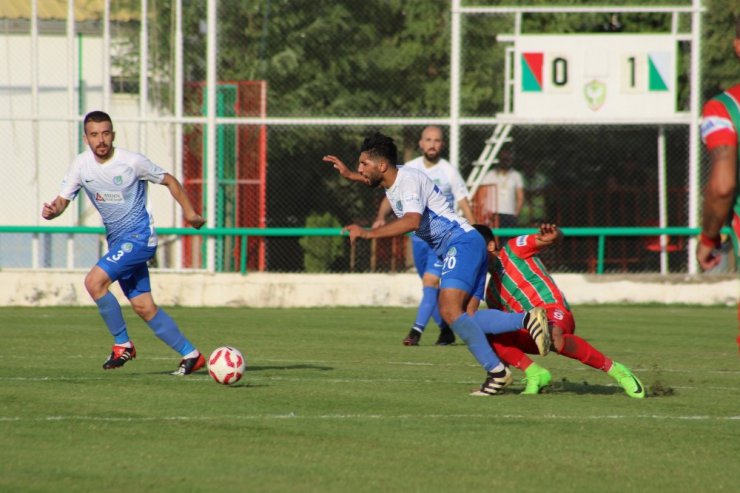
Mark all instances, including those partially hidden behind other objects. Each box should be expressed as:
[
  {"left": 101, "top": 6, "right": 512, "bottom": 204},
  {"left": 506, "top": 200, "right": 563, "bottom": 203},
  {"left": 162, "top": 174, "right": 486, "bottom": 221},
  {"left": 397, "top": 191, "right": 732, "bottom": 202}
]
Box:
[{"left": 207, "top": 346, "right": 246, "bottom": 385}]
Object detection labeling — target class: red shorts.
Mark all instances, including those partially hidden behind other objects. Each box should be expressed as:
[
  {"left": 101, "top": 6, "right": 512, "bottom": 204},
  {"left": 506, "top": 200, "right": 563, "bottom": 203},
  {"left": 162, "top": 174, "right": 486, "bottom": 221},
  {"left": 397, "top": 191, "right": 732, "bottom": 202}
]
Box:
[{"left": 543, "top": 304, "right": 575, "bottom": 335}]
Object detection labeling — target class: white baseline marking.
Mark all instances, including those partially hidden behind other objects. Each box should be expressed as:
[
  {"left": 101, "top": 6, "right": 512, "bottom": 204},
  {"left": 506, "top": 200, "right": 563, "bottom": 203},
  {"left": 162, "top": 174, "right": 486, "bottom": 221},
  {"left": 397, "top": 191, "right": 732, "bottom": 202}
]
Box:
[{"left": 0, "top": 414, "right": 739, "bottom": 423}]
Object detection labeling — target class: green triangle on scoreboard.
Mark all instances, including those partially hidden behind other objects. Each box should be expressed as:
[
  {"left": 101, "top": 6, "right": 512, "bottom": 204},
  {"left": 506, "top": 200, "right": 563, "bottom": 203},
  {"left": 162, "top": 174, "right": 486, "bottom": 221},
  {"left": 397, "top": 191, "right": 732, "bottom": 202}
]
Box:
[
  {"left": 521, "top": 58, "right": 542, "bottom": 92},
  {"left": 648, "top": 57, "right": 668, "bottom": 91}
]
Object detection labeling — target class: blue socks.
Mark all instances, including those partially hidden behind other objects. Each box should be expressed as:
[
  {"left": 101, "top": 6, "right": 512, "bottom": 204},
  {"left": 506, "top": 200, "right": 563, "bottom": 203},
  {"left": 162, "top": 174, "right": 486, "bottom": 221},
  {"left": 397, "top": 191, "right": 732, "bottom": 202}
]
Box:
[
  {"left": 413, "top": 286, "right": 440, "bottom": 332},
  {"left": 146, "top": 309, "right": 195, "bottom": 356},
  {"left": 95, "top": 294, "right": 195, "bottom": 357},
  {"left": 95, "top": 292, "right": 129, "bottom": 344},
  {"left": 451, "top": 313, "right": 502, "bottom": 372},
  {"left": 472, "top": 310, "right": 525, "bottom": 335}
]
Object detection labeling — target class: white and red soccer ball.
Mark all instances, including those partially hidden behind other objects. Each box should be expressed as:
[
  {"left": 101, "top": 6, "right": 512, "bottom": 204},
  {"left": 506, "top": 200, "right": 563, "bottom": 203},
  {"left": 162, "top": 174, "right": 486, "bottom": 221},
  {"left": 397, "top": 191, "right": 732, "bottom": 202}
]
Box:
[{"left": 207, "top": 346, "right": 246, "bottom": 385}]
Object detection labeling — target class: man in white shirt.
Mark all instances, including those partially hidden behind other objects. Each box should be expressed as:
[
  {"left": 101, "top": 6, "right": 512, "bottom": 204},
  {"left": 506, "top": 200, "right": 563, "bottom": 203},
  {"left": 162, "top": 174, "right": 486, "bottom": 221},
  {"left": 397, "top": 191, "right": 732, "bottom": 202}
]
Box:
[
  {"left": 480, "top": 149, "right": 524, "bottom": 240},
  {"left": 42, "top": 111, "right": 207, "bottom": 375},
  {"left": 324, "top": 132, "right": 550, "bottom": 396},
  {"left": 373, "top": 126, "right": 475, "bottom": 346}
]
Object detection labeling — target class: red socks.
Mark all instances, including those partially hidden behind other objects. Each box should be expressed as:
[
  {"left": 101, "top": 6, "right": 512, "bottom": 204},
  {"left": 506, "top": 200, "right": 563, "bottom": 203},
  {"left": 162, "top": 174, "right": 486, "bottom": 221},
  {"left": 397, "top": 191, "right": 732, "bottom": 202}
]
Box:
[
  {"left": 559, "top": 333, "right": 611, "bottom": 371},
  {"left": 489, "top": 330, "right": 538, "bottom": 370}
]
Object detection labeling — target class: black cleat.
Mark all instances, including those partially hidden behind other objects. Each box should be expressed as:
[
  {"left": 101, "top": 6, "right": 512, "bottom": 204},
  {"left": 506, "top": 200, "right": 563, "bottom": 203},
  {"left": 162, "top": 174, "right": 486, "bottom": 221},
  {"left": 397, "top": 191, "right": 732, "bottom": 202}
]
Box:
[
  {"left": 171, "top": 353, "right": 206, "bottom": 375},
  {"left": 435, "top": 327, "right": 456, "bottom": 346},
  {"left": 403, "top": 329, "right": 422, "bottom": 346},
  {"left": 102, "top": 343, "right": 136, "bottom": 370},
  {"left": 470, "top": 367, "right": 513, "bottom": 396}
]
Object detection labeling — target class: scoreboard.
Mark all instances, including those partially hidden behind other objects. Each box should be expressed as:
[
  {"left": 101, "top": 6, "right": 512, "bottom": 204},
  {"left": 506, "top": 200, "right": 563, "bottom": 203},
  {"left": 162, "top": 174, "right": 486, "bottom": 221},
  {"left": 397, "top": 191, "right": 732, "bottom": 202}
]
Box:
[{"left": 513, "top": 34, "right": 678, "bottom": 121}]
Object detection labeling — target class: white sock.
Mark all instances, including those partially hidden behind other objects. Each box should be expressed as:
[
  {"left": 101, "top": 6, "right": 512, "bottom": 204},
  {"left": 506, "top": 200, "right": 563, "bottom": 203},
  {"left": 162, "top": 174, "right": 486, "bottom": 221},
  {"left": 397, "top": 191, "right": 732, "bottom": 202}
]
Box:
[{"left": 183, "top": 349, "right": 200, "bottom": 359}]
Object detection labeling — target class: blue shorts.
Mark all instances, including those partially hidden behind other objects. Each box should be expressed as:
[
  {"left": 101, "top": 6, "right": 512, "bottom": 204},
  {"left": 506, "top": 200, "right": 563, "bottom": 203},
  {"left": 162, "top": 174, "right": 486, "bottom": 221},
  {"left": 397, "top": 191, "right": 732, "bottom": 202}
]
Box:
[
  {"left": 96, "top": 239, "right": 156, "bottom": 299},
  {"left": 439, "top": 230, "right": 488, "bottom": 299},
  {"left": 412, "top": 235, "right": 443, "bottom": 278}
]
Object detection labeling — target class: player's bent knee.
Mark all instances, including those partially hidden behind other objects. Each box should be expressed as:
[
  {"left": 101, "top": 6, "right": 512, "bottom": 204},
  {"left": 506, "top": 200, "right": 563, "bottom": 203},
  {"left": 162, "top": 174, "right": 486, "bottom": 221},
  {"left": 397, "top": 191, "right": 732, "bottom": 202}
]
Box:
[
  {"left": 550, "top": 324, "right": 565, "bottom": 352},
  {"left": 84, "top": 268, "right": 111, "bottom": 299}
]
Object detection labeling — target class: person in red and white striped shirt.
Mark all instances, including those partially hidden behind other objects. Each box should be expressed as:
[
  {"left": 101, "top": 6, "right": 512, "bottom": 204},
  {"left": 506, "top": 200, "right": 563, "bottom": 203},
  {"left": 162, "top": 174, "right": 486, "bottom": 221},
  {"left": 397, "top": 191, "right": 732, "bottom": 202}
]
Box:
[
  {"left": 698, "top": 16, "right": 740, "bottom": 351},
  {"left": 475, "top": 223, "right": 646, "bottom": 398}
]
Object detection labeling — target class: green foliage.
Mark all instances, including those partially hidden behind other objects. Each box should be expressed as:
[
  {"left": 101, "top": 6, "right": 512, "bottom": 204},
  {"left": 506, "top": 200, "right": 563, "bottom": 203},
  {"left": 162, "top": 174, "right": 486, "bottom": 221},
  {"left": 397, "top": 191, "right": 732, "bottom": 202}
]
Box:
[
  {"left": 138, "top": 0, "right": 740, "bottom": 231},
  {"left": 298, "top": 212, "right": 344, "bottom": 272}
]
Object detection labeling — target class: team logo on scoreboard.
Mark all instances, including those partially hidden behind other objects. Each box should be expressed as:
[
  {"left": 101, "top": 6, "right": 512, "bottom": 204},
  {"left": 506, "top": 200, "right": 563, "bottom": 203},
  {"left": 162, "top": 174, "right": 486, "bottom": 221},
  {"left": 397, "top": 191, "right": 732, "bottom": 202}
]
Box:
[{"left": 584, "top": 80, "right": 606, "bottom": 111}]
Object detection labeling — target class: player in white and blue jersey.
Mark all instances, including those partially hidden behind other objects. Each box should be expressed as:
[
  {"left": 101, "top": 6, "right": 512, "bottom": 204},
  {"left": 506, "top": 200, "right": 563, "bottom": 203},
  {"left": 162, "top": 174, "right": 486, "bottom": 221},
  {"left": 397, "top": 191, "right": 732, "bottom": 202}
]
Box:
[
  {"left": 324, "top": 132, "right": 550, "bottom": 395},
  {"left": 373, "top": 126, "right": 475, "bottom": 347},
  {"left": 42, "top": 111, "right": 207, "bottom": 375}
]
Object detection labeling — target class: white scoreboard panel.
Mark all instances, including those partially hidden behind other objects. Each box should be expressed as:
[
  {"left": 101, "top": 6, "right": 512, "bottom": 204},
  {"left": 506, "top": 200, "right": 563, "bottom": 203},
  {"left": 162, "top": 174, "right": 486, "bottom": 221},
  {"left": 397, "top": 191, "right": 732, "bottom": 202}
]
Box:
[{"left": 513, "top": 34, "right": 677, "bottom": 121}]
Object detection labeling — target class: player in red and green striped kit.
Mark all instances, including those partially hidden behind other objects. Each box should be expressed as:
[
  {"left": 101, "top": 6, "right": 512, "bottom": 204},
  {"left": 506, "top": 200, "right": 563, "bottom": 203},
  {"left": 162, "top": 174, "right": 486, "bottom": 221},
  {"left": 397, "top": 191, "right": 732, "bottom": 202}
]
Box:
[
  {"left": 698, "top": 16, "right": 740, "bottom": 351},
  {"left": 474, "top": 224, "right": 645, "bottom": 398}
]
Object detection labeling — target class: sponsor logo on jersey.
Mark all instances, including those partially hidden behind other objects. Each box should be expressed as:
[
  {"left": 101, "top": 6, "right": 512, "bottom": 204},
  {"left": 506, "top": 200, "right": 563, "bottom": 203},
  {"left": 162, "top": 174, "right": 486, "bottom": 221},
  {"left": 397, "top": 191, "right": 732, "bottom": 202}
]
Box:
[
  {"left": 404, "top": 194, "right": 422, "bottom": 206},
  {"left": 700, "top": 116, "right": 734, "bottom": 138},
  {"left": 114, "top": 175, "right": 123, "bottom": 185},
  {"left": 95, "top": 191, "right": 125, "bottom": 204},
  {"left": 516, "top": 235, "right": 528, "bottom": 246}
]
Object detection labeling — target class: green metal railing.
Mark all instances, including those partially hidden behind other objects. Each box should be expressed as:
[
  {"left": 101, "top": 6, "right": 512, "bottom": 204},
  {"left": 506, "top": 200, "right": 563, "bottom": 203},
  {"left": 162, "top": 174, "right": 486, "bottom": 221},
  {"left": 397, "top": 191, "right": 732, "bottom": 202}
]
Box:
[{"left": 0, "top": 225, "right": 729, "bottom": 275}]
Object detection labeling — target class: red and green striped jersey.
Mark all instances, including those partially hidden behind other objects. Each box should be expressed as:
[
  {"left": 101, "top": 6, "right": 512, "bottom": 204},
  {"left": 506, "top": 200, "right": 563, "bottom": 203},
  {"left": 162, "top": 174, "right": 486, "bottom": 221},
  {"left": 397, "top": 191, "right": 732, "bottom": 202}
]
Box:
[
  {"left": 701, "top": 83, "right": 740, "bottom": 222},
  {"left": 485, "top": 234, "right": 569, "bottom": 312}
]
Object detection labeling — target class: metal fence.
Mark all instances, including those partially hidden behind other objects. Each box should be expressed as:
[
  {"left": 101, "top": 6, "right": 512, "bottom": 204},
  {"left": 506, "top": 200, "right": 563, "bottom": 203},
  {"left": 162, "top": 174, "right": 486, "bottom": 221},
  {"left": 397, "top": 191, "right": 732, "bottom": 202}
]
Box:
[{"left": 0, "top": 1, "right": 733, "bottom": 275}]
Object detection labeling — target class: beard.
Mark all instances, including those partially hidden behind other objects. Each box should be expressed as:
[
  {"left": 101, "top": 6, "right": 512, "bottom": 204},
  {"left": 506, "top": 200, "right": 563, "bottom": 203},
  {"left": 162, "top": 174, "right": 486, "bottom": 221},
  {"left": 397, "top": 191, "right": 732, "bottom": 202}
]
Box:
[
  {"left": 423, "top": 150, "right": 439, "bottom": 162},
  {"left": 366, "top": 175, "right": 382, "bottom": 188},
  {"left": 94, "top": 145, "right": 111, "bottom": 158}
]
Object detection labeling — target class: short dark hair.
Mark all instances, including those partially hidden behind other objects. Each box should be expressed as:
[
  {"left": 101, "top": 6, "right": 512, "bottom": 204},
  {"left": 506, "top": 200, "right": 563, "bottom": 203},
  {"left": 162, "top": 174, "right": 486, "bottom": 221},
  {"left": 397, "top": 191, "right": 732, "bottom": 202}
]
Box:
[
  {"left": 360, "top": 132, "right": 398, "bottom": 165},
  {"left": 473, "top": 223, "right": 495, "bottom": 245},
  {"left": 83, "top": 111, "right": 113, "bottom": 127}
]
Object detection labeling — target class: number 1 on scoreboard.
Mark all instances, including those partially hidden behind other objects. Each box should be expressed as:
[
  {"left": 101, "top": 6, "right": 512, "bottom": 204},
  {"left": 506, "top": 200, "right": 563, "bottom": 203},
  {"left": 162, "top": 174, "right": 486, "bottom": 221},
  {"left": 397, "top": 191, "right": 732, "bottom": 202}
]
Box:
[{"left": 621, "top": 53, "right": 646, "bottom": 93}]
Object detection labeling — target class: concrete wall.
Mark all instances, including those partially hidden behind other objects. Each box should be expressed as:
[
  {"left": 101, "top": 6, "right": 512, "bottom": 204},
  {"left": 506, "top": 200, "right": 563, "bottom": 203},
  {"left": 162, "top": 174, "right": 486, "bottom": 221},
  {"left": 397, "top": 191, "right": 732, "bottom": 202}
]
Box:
[{"left": 0, "top": 270, "right": 736, "bottom": 307}]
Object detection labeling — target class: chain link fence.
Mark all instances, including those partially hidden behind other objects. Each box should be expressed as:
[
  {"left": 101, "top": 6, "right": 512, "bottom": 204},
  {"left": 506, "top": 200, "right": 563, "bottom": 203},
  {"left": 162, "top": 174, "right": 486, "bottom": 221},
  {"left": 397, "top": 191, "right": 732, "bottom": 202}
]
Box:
[{"left": 0, "top": 1, "right": 731, "bottom": 274}]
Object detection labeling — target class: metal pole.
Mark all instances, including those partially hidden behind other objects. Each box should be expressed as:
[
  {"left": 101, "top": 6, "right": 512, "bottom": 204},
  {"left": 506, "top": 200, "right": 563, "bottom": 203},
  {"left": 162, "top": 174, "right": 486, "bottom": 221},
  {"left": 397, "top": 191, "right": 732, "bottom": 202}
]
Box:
[
  {"left": 449, "top": 0, "right": 461, "bottom": 169},
  {"left": 657, "top": 126, "right": 668, "bottom": 273},
  {"left": 66, "top": 0, "right": 76, "bottom": 269},
  {"left": 687, "top": 0, "right": 702, "bottom": 275},
  {"left": 206, "top": 0, "right": 218, "bottom": 272},
  {"left": 102, "top": 0, "right": 110, "bottom": 111},
  {"left": 139, "top": 0, "right": 149, "bottom": 151},
  {"left": 174, "top": 0, "right": 184, "bottom": 270},
  {"left": 31, "top": 0, "right": 40, "bottom": 269}
]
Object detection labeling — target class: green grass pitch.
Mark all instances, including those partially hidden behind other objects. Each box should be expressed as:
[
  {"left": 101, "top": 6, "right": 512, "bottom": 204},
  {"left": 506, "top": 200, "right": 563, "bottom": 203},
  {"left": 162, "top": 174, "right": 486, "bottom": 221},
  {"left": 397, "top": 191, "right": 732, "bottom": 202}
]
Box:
[{"left": 1, "top": 305, "right": 739, "bottom": 492}]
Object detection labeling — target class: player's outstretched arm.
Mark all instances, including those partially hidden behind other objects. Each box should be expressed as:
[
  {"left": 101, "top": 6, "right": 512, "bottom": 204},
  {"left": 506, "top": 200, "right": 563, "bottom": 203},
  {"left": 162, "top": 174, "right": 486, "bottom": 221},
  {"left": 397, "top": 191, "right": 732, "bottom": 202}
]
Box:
[
  {"left": 322, "top": 155, "right": 368, "bottom": 184},
  {"left": 161, "top": 173, "right": 206, "bottom": 229},
  {"left": 41, "top": 196, "right": 70, "bottom": 220},
  {"left": 343, "top": 213, "right": 421, "bottom": 245},
  {"left": 534, "top": 223, "right": 562, "bottom": 250}
]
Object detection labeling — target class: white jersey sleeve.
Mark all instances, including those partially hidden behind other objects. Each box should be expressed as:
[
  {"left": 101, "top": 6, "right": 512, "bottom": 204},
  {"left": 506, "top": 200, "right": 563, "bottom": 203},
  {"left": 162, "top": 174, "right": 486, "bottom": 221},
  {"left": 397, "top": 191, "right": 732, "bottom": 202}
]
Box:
[
  {"left": 132, "top": 153, "right": 168, "bottom": 184},
  {"left": 386, "top": 167, "right": 472, "bottom": 257},
  {"left": 403, "top": 157, "right": 470, "bottom": 209},
  {"left": 59, "top": 156, "right": 84, "bottom": 201}
]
